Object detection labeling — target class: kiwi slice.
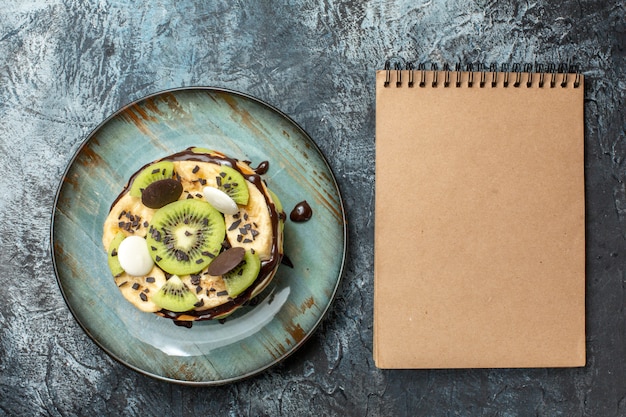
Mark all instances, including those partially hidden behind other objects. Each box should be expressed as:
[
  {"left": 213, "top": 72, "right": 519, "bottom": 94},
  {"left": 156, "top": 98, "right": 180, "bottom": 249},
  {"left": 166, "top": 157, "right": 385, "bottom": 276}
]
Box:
[
  {"left": 151, "top": 275, "right": 198, "bottom": 312},
  {"left": 190, "top": 147, "right": 214, "bottom": 154},
  {"left": 267, "top": 188, "right": 283, "bottom": 214},
  {"left": 129, "top": 161, "right": 175, "bottom": 198},
  {"left": 146, "top": 199, "right": 225, "bottom": 275},
  {"left": 107, "top": 232, "right": 126, "bottom": 277},
  {"left": 216, "top": 165, "right": 249, "bottom": 205},
  {"left": 222, "top": 250, "right": 261, "bottom": 297}
]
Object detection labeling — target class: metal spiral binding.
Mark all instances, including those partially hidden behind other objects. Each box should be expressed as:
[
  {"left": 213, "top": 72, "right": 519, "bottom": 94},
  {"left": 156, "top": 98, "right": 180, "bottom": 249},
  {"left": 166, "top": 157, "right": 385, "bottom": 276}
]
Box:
[
  {"left": 383, "top": 60, "right": 582, "bottom": 88},
  {"left": 431, "top": 63, "right": 438, "bottom": 87},
  {"left": 407, "top": 62, "right": 414, "bottom": 87},
  {"left": 419, "top": 63, "right": 426, "bottom": 87},
  {"left": 490, "top": 63, "right": 498, "bottom": 87}
]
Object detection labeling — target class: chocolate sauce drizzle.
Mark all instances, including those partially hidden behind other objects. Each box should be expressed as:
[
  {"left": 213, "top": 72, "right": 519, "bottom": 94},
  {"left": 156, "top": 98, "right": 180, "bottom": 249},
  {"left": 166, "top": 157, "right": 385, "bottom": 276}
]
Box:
[{"left": 253, "top": 160, "right": 270, "bottom": 175}]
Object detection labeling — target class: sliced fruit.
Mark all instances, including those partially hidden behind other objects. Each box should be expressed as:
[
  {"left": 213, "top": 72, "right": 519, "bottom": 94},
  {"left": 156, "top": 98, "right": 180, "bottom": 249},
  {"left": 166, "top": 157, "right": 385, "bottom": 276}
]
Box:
[
  {"left": 141, "top": 178, "right": 183, "bottom": 209},
  {"left": 102, "top": 193, "right": 156, "bottom": 249},
  {"left": 190, "top": 147, "right": 214, "bottom": 154},
  {"left": 203, "top": 186, "right": 238, "bottom": 215},
  {"left": 267, "top": 188, "right": 284, "bottom": 215},
  {"left": 222, "top": 250, "right": 261, "bottom": 298},
  {"left": 116, "top": 235, "right": 155, "bottom": 277},
  {"left": 107, "top": 232, "right": 126, "bottom": 277},
  {"left": 216, "top": 165, "right": 249, "bottom": 205},
  {"left": 151, "top": 275, "right": 198, "bottom": 312},
  {"left": 180, "top": 268, "right": 230, "bottom": 311},
  {"left": 114, "top": 266, "right": 167, "bottom": 312},
  {"left": 225, "top": 180, "right": 273, "bottom": 260},
  {"left": 129, "top": 161, "right": 175, "bottom": 198},
  {"left": 172, "top": 160, "right": 222, "bottom": 198},
  {"left": 146, "top": 199, "right": 225, "bottom": 275},
  {"left": 266, "top": 188, "right": 285, "bottom": 256}
]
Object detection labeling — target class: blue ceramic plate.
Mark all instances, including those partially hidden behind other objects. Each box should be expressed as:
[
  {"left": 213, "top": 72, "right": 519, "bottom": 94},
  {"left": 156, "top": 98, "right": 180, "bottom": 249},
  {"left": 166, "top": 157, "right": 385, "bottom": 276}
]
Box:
[{"left": 51, "top": 88, "right": 346, "bottom": 385}]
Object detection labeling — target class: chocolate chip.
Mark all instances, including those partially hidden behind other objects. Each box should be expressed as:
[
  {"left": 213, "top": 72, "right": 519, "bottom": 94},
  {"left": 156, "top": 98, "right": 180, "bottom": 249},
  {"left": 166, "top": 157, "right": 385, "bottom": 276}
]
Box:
[
  {"left": 175, "top": 250, "right": 189, "bottom": 261},
  {"left": 228, "top": 219, "right": 242, "bottom": 231}
]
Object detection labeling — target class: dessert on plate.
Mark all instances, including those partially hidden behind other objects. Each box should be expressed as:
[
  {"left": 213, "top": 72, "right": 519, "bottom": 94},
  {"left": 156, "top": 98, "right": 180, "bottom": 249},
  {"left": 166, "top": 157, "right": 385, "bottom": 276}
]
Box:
[{"left": 102, "top": 147, "right": 285, "bottom": 324}]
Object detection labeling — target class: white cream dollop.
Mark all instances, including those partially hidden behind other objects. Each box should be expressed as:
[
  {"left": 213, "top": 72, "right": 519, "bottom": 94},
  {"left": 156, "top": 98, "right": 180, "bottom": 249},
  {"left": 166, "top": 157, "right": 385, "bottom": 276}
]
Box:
[
  {"left": 203, "top": 186, "right": 239, "bottom": 215},
  {"left": 117, "top": 235, "right": 154, "bottom": 276}
]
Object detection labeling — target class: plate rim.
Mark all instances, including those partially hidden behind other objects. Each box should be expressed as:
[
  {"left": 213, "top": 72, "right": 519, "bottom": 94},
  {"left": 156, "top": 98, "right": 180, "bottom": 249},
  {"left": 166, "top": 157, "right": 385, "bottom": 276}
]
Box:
[{"left": 50, "top": 86, "right": 348, "bottom": 385}]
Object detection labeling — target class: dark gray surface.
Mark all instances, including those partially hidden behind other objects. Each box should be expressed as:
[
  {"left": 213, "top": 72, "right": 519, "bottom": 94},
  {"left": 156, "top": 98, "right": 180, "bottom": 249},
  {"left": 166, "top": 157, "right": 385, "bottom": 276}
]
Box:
[{"left": 1, "top": 1, "right": 625, "bottom": 415}]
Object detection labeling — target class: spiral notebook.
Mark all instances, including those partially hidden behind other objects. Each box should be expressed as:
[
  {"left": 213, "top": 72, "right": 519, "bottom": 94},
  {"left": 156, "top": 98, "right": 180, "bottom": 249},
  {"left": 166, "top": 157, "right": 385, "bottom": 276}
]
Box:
[{"left": 374, "top": 63, "right": 586, "bottom": 369}]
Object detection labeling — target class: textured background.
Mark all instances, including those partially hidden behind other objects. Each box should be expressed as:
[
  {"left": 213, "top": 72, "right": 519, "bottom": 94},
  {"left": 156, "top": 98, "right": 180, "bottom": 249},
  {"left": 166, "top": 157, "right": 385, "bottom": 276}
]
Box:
[{"left": 1, "top": 0, "right": 625, "bottom": 416}]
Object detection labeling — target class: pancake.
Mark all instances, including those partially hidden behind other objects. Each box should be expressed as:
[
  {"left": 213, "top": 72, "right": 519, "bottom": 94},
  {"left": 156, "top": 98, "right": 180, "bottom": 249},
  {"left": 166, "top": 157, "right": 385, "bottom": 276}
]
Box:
[{"left": 102, "top": 147, "right": 284, "bottom": 324}]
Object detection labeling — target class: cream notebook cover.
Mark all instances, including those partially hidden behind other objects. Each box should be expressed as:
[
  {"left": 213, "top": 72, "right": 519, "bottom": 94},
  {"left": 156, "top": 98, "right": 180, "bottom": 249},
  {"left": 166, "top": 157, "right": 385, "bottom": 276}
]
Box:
[{"left": 374, "top": 65, "right": 586, "bottom": 368}]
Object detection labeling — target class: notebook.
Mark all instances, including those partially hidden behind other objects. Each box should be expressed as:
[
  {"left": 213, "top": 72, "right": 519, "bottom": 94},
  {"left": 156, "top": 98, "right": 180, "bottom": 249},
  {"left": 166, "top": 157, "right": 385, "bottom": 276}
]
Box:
[{"left": 373, "top": 63, "right": 586, "bottom": 369}]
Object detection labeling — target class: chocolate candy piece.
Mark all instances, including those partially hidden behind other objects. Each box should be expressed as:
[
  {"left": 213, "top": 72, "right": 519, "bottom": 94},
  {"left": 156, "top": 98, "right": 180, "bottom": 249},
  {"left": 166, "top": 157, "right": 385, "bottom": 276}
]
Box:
[
  {"left": 207, "top": 247, "right": 246, "bottom": 276},
  {"left": 141, "top": 179, "right": 183, "bottom": 209}
]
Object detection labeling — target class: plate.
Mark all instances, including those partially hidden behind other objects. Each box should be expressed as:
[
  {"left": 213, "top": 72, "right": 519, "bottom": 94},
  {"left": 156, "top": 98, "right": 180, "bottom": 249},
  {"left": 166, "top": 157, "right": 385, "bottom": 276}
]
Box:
[{"left": 51, "top": 87, "right": 346, "bottom": 385}]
